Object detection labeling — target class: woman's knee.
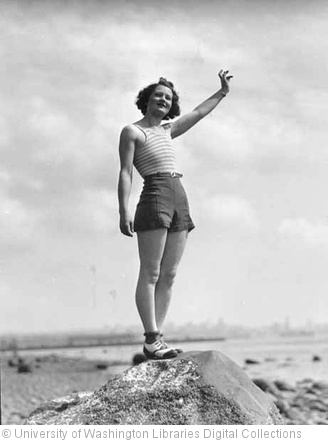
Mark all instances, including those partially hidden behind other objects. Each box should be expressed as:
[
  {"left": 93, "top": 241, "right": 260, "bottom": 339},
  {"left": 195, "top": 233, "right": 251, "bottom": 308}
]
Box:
[
  {"left": 158, "top": 268, "right": 178, "bottom": 287},
  {"left": 139, "top": 265, "right": 161, "bottom": 285}
]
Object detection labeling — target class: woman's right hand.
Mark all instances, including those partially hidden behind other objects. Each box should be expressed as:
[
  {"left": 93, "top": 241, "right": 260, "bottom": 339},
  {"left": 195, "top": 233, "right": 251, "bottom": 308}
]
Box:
[{"left": 119, "top": 212, "right": 134, "bottom": 237}]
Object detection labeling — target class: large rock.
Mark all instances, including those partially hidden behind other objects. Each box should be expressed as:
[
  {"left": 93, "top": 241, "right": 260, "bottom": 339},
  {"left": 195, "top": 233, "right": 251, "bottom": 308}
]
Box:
[{"left": 25, "top": 351, "right": 283, "bottom": 425}]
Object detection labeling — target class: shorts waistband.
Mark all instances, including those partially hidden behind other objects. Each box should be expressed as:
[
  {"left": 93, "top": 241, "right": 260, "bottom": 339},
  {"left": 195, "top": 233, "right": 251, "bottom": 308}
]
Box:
[{"left": 144, "top": 172, "right": 183, "bottom": 179}]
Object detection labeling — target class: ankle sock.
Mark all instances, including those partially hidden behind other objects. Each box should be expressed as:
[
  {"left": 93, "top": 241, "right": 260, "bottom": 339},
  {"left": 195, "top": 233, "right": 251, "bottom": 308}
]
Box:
[{"left": 144, "top": 331, "right": 160, "bottom": 344}]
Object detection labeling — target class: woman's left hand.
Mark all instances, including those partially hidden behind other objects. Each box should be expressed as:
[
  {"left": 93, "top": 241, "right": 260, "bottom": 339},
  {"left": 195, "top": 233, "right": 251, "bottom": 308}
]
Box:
[{"left": 218, "top": 69, "right": 233, "bottom": 95}]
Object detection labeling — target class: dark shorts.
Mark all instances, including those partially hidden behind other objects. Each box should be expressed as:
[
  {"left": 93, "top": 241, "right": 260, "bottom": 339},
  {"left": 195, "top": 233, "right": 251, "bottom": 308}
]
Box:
[{"left": 134, "top": 176, "right": 195, "bottom": 233}]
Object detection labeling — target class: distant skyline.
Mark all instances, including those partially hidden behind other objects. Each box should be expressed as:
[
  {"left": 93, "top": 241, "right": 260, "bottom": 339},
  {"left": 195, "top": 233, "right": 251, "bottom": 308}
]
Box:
[
  {"left": 2, "top": 317, "right": 328, "bottom": 342},
  {"left": 2, "top": 0, "right": 328, "bottom": 334}
]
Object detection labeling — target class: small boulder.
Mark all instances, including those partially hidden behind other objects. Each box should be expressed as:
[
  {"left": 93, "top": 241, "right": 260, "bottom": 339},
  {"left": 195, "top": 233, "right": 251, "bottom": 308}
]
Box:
[
  {"left": 132, "top": 353, "right": 147, "bottom": 366},
  {"left": 252, "top": 378, "right": 281, "bottom": 397},
  {"left": 273, "top": 380, "right": 295, "bottom": 392},
  {"left": 17, "top": 360, "right": 32, "bottom": 374},
  {"left": 312, "top": 381, "right": 328, "bottom": 391},
  {"left": 308, "top": 399, "right": 327, "bottom": 412},
  {"left": 274, "top": 398, "right": 290, "bottom": 416},
  {"left": 245, "top": 358, "right": 260, "bottom": 365},
  {"left": 95, "top": 363, "right": 108, "bottom": 370}
]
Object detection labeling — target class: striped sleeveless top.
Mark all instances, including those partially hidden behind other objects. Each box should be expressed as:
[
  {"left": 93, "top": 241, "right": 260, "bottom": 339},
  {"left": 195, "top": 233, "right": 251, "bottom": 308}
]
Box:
[{"left": 133, "top": 124, "right": 179, "bottom": 178}]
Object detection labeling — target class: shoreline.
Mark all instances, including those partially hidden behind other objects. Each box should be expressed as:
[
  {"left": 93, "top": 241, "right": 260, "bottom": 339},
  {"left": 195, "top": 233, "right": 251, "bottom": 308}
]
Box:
[{"left": 1, "top": 336, "right": 226, "bottom": 353}]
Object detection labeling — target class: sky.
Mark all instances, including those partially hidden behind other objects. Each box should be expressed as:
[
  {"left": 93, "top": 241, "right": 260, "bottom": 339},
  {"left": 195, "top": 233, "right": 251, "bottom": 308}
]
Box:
[{"left": 2, "top": 0, "right": 328, "bottom": 335}]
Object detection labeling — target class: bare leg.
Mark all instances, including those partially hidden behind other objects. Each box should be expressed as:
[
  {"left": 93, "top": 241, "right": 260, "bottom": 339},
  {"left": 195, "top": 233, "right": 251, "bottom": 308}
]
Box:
[
  {"left": 135, "top": 229, "right": 167, "bottom": 333},
  {"left": 155, "top": 230, "right": 188, "bottom": 331}
]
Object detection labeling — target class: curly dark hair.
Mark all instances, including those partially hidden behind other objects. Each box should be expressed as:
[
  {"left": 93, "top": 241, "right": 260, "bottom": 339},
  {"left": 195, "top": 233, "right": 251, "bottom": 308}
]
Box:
[{"left": 135, "top": 77, "right": 180, "bottom": 120}]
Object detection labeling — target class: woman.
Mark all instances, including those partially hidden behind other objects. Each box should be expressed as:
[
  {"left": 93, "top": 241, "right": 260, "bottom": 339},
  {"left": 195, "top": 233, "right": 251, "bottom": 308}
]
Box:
[{"left": 118, "top": 70, "right": 233, "bottom": 360}]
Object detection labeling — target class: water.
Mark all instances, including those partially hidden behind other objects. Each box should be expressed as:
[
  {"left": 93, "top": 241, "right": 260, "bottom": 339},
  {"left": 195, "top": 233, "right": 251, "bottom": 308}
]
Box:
[{"left": 14, "top": 334, "right": 328, "bottom": 384}]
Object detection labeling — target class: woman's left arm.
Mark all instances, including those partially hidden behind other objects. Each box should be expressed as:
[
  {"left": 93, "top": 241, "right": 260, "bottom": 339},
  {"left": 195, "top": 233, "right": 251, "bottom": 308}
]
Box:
[{"left": 170, "top": 70, "right": 233, "bottom": 139}]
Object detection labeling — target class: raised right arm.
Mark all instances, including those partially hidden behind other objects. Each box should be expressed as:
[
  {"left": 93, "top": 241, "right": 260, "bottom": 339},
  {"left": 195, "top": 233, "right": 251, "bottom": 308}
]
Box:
[{"left": 118, "top": 125, "right": 137, "bottom": 237}]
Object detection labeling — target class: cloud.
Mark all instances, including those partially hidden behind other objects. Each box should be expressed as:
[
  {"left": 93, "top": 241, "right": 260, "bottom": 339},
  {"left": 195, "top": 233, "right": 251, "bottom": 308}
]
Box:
[
  {"left": 198, "top": 194, "right": 260, "bottom": 232},
  {"left": 278, "top": 218, "right": 328, "bottom": 246},
  {"left": 0, "top": 190, "right": 41, "bottom": 249},
  {"left": 80, "top": 189, "right": 118, "bottom": 234}
]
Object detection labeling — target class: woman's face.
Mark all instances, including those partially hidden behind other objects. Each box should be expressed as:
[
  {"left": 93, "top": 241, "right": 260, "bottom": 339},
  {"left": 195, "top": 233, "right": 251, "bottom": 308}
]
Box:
[{"left": 147, "top": 85, "right": 173, "bottom": 117}]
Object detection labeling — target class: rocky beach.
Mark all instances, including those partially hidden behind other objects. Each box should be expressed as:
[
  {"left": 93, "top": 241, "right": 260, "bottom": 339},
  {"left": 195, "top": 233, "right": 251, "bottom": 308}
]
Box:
[
  {"left": 1, "top": 354, "right": 125, "bottom": 425},
  {"left": 1, "top": 349, "right": 327, "bottom": 425}
]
